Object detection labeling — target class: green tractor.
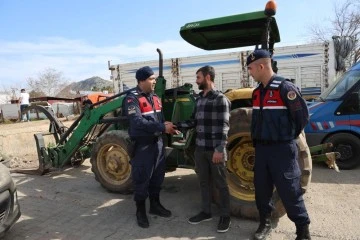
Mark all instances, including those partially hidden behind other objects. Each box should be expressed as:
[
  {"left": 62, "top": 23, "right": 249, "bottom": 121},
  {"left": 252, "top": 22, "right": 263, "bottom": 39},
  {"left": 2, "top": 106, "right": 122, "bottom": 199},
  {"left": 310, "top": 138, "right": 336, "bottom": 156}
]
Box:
[{"left": 23, "top": 1, "right": 338, "bottom": 221}]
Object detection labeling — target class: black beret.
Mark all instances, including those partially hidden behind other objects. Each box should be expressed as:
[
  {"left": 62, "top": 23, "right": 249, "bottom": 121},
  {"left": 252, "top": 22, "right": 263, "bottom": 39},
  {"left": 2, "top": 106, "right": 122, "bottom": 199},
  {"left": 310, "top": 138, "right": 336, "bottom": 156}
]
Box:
[
  {"left": 246, "top": 49, "right": 271, "bottom": 66},
  {"left": 136, "top": 66, "right": 154, "bottom": 81}
]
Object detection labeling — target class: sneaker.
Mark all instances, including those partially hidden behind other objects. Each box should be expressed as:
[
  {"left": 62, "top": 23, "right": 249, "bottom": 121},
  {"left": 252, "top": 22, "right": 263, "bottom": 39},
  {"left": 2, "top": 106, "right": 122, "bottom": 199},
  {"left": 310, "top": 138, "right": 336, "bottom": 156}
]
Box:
[
  {"left": 188, "top": 212, "right": 212, "bottom": 224},
  {"left": 217, "top": 216, "right": 231, "bottom": 233}
]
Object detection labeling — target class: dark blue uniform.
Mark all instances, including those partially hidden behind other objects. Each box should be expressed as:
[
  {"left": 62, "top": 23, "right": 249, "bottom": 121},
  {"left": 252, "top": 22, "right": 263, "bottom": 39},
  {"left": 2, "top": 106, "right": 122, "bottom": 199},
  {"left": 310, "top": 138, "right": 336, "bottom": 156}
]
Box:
[
  {"left": 123, "top": 87, "right": 166, "bottom": 202},
  {"left": 251, "top": 76, "right": 310, "bottom": 226}
]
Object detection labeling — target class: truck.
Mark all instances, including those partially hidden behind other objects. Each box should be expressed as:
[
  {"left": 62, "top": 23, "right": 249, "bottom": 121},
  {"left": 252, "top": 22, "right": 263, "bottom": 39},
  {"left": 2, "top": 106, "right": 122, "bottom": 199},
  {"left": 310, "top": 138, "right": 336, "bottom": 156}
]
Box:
[
  {"left": 110, "top": 42, "right": 336, "bottom": 101},
  {"left": 18, "top": 1, "right": 337, "bottom": 221},
  {"left": 305, "top": 61, "right": 360, "bottom": 170}
]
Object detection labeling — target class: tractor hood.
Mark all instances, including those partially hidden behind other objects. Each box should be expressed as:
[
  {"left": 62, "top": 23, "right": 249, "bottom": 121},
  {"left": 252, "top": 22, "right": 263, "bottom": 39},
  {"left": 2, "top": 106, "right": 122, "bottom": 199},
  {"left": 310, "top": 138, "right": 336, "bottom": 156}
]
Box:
[{"left": 180, "top": 10, "right": 280, "bottom": 50}]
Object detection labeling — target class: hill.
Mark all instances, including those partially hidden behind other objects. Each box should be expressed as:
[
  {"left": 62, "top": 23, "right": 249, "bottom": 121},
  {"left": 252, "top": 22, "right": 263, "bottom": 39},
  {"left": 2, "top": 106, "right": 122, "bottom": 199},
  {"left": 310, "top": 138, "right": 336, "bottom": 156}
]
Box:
[{"left": 57, "top": 76, "right": 113, "bottom": 98}]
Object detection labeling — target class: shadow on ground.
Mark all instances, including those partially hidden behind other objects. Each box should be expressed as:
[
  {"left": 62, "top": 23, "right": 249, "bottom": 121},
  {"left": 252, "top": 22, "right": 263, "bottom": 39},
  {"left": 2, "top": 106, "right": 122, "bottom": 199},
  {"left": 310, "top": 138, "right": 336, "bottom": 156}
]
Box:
[{"left": 4, "top": 162, "right": 257, "bottom": 240}]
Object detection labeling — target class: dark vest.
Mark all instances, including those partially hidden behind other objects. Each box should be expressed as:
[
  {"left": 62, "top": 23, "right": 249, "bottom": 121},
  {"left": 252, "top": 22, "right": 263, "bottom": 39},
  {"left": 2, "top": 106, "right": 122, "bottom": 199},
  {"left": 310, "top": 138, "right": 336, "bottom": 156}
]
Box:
[{"left": 251, "top": 76, "right": 296, "bottom": 142}]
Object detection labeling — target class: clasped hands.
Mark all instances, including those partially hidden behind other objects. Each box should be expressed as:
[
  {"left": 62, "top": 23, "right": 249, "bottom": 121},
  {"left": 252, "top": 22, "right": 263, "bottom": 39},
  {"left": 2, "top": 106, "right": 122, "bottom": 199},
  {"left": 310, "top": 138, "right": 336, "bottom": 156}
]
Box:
[{"left": 164, "top": 121, "right": 181, "bottom": 135}]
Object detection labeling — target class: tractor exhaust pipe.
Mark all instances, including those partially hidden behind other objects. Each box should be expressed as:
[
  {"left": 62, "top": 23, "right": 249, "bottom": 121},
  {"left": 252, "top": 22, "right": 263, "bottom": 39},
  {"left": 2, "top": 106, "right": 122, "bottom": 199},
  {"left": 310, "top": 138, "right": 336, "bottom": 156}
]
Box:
[{"left": 157, "top": 48, "right": 163, "bottom": 77}]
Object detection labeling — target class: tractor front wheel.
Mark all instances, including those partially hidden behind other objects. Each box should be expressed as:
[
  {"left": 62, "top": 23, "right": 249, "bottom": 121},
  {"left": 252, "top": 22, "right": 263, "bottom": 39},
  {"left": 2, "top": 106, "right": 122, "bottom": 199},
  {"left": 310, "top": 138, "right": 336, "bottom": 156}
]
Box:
[{"left": 90, "top": 130, "right": 133, "bottom": 193}]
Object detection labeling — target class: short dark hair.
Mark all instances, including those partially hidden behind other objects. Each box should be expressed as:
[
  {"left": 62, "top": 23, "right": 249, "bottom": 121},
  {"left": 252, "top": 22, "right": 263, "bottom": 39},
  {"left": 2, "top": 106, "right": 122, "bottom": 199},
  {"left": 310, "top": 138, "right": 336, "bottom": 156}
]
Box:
[
  {"left": 136, "top": 66, "right": 154, "bottom": 82},
  {"left": 196, "top": 65, "right": 215, "bottom": 82},
  {"left": 20, "top": 89, "right": 25, "bottom": 92}
]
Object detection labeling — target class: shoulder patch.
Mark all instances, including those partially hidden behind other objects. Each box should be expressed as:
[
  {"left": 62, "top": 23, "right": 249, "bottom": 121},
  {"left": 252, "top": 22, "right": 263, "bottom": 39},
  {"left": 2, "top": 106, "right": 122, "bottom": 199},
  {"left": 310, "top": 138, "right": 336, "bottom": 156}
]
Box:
[
  {"left": 127, "top": 105, "right": 136, "bottom": 114},
  {"left": 272, "top": 80, "right": 282, "bottom": 84},
  {"left": 269, "top": 83, "right": 280, "bottom": 88},
  {"left": 287, "top": 91, "right": 297, "bottom": 100}
]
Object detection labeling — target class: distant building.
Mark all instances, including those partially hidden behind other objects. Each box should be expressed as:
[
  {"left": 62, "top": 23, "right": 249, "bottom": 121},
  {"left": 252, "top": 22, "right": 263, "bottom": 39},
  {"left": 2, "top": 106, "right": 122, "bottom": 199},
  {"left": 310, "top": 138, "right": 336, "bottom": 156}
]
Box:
[{"left": 0, "top": 93, "right": 10, "bottom": 104}]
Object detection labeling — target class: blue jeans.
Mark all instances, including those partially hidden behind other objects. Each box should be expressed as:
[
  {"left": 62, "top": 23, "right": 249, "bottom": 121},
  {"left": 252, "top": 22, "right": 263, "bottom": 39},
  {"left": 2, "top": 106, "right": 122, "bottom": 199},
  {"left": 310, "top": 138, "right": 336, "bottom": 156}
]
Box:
[{"left": 20, "top": 104, "right": 30, "bottom": 121}]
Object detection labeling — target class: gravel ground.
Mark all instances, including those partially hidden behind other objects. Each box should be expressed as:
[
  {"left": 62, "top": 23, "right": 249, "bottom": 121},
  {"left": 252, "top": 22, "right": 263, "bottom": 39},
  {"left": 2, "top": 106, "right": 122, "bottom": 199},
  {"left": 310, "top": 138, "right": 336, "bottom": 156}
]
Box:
[{"left": 1, "top": 120, "right": 360, "bottom": 239}]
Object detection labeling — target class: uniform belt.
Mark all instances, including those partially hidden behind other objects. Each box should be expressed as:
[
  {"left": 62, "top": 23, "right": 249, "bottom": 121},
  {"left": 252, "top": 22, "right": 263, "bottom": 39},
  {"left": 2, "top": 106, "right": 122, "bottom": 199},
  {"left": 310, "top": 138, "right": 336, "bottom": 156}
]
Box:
[
  {"left": 255, "top": 140, "right": 292, "bottom": 145},
  {"left": 132, "top": 136, "right": 159, "bottom": 144}
]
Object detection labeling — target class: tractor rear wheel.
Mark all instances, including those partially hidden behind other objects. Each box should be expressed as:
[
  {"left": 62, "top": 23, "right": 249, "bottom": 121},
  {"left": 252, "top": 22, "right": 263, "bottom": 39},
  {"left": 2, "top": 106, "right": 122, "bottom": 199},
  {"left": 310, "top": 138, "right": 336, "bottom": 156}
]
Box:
[
  {"left": 225, "top": 136, "right": 287, "bottom": 219},
  {"left": 90, "top": 130, "right": 133, "bottom": 193},
  {"left": 220, "top": 108, "right": 312, "bottom": 220}
]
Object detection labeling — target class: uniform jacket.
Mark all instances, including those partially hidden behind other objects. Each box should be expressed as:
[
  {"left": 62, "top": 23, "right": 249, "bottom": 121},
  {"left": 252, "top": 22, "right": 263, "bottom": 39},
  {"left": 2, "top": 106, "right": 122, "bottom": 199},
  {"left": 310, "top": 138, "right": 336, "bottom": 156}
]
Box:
[
  {"left": 123, "top": 87, "right": 165, "bottom": 140},
  {"left": 251, "top": 76, "right": 309, "bottom": 142}
]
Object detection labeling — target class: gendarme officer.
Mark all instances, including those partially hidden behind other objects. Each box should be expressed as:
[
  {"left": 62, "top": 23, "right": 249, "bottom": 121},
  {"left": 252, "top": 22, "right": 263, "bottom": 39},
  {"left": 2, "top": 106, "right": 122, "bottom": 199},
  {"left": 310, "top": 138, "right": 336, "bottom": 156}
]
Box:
[
  {"left": 247, "top": 50, "right": 311, "bottom": 240},
  {"left": 123, "top": 66, "right": 178, "bottom": 228}
]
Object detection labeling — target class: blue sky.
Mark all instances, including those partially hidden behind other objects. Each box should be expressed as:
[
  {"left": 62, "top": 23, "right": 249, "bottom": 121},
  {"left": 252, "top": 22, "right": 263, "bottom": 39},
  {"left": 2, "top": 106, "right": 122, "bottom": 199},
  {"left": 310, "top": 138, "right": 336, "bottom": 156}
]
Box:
[{"left": 0, "top": 0, "right": 344, "bottom": 90}]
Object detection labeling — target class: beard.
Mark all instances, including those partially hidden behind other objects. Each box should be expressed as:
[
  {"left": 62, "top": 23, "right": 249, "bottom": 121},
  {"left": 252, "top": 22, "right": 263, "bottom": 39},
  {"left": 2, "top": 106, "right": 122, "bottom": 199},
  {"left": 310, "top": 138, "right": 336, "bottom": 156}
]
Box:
[{"left": 198, "top": 81, "right": 207, "bottom": 90}]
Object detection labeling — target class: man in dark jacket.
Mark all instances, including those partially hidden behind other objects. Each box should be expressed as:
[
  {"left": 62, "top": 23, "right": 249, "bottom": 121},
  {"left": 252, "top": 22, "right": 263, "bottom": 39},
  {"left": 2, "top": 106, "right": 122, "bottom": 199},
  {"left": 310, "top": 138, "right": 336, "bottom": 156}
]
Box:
[
  {"left": 123, "top": 66, "right": 178, "bottom": 228},
  {"left": 247, "top": 49, "right": 311, "bottom": 240}
]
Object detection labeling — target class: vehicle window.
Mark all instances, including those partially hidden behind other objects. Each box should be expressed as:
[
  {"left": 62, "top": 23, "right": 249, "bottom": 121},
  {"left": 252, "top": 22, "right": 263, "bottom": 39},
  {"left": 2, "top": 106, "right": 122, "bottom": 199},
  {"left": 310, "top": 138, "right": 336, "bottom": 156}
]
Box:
[
  {"left": 326, "top": 71, "right": 360, "bottom": 100},
  {"left": 337, "top": 88, "right": 360, "bottom": 115}
]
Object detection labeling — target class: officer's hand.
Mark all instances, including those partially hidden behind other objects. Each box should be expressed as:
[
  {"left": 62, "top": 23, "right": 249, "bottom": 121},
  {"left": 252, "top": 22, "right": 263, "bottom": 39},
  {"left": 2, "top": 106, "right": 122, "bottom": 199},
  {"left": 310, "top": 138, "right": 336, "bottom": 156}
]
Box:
[
  {"left": 164, "top": 121, "right": 178, "bottom": 135},
  {"left": 212, "top": 151, "right": 224, "bottom": 164}
]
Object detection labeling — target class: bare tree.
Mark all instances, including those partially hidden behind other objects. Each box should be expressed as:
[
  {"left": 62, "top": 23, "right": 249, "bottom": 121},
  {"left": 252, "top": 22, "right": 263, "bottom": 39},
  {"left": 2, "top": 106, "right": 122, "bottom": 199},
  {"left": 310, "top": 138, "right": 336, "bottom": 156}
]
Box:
[
  {"left": 309, "top": 0, "right": 360, "bottom": 68},
  {"left": 27, "top": 68, "right": 68, "bottom": 97}
]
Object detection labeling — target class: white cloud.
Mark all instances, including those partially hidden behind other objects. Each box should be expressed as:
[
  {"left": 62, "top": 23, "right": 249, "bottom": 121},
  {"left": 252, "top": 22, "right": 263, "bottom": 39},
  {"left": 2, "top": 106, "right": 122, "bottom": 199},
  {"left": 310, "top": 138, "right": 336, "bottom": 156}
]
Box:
[
  {"left": 0, "top": 36, "right": 311, "bottom": 91},
  {"left": 0, "top": 37, "right": 205, "bottom": 90}
]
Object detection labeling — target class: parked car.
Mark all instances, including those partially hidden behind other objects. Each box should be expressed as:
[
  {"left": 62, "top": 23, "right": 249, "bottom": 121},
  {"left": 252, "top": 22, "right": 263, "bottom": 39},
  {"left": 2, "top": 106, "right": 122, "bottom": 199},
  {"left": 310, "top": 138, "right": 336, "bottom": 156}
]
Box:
[{"left": 0, "top": 162, "right": 21, "bottom": 237}]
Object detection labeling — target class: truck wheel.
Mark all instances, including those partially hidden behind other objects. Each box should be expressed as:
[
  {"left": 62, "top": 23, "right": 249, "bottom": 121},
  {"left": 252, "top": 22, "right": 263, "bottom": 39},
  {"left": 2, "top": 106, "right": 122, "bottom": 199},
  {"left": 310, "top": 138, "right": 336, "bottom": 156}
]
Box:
[
  {"left": 90, "top": 130, "right": 133, "bottom": 193},
  {"left": 324, "top": 133, "right": 360, "bottom": 169}
]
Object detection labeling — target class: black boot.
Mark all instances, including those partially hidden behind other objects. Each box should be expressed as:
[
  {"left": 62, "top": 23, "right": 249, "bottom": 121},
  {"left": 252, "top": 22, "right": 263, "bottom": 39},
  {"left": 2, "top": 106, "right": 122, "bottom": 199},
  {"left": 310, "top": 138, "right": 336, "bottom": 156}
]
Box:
[
  {"left": 149, "top": 197, "right": 172, "bottom": 217},
  {"left": 136, "top": 201, "right": 149, "bottom": 228},
  {"left": 296, "top": 224, "right": 311, "bottom": 240},
  {"left": 253, "top": 217, "right": 272, "bottom": 240}
]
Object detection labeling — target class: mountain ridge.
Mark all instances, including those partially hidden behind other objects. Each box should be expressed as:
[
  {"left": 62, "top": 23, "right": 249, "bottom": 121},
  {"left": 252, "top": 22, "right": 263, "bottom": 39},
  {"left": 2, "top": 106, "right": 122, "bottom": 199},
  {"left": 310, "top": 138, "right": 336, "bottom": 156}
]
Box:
[{"left": 56, "top": 76, "right": 113, "bottom": 98}]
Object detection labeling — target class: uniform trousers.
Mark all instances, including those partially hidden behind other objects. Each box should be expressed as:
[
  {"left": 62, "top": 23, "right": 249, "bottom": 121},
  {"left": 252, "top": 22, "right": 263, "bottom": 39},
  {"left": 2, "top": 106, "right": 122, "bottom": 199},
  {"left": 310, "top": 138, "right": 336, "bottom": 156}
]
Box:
[
  {"left": 254, "top": 140, "right": 310, "bottom": 225},
  {"left": 131, "top": 137, "right": 165, "bottom": 202}
]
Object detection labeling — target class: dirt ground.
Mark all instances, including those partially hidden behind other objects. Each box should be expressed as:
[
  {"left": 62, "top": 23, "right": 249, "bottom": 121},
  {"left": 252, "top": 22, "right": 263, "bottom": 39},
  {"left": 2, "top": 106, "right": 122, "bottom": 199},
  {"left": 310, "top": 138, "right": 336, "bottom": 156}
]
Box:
[
  {"left": 0, "top": 119, "right": 75, "bottom": 169},
  {"left": 1, "top": 120, "right": 360, "bottom": 239}
]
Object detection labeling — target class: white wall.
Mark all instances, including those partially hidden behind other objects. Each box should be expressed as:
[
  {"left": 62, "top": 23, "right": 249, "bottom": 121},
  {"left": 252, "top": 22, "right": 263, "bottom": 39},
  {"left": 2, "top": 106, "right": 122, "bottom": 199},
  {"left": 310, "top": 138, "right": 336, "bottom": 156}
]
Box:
[
  {"left": 0, "top": 103, "right": 76, "bottom": 121},
  {"left": 110, "top": 42, "right": 331, "bottom": 98}
]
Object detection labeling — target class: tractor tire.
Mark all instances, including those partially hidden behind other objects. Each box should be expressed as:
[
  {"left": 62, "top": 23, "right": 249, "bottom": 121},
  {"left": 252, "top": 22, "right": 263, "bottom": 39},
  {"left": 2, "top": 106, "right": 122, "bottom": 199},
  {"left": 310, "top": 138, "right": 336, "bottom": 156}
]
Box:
[
  {"left": 90, "top": 130, "right": 133, "bottom": 193},
  {"left": 221, "top": 107, "right": 312, "bottom": 220},
  {"left": 324, "top": 133, "right": 360, "bottom": 169}
]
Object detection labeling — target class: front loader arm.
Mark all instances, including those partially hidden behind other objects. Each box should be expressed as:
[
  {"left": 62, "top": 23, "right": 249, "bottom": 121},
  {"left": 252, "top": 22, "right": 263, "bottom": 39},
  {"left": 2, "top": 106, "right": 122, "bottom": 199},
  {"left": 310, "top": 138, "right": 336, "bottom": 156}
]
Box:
[{"left": 37, "top": 90, "right": 131, "bottom": 171}]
